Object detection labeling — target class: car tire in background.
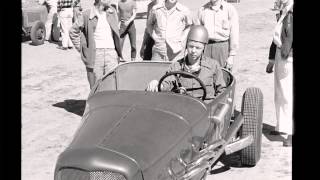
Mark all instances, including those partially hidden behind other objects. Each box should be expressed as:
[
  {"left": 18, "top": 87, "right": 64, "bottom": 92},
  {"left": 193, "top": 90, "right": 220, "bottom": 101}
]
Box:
[
  {"left": 239, "top": 87, "right": 263, "bottom": 166},
  {"left": 30, "top": 21, "right": 46, "bottom": 45},
  {"left": 51, "top": 13, "right": 60, "bottom": 42}
]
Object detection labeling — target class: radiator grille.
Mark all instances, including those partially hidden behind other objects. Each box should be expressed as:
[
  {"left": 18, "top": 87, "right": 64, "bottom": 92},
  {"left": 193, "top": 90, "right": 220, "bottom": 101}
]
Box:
[
  {"left": 60, "top": 168, "right": 126, "bottom": 180},
  {"left": 90, "top": 171, "right": 126, "bottom": 180}
]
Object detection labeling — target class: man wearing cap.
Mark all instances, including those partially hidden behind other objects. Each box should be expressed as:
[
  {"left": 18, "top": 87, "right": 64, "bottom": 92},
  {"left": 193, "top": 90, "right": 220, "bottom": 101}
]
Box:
[
  {"left": 194, "top": 0, "right": 239, "bottom": 70},
  {"left": 146, "top": 25, "right": 226, "bottom": 101},
  {"left": 147, "top": 0, "right": 192, "bottom": 61}
]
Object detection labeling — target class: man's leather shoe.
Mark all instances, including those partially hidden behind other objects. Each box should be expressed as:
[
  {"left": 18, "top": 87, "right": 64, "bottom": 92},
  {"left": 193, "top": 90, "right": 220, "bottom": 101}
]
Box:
[
  {"left": 283, "top": 135, "right": 292, "bottom": 147},
  {"left": 57, "top": 46, "right": 68, "bottom": 50}
]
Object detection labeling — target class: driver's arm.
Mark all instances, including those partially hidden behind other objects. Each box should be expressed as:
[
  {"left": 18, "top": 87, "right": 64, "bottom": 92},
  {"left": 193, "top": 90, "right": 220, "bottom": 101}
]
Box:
[
  {"left": 160, "top": 64, "right": 180, "bottom": 91},
  {"left": 212, "top": 64, "right": 227, "bottom": 97},
  {"left": 146, "top": 63, "right": 179, "bottom": 92}
]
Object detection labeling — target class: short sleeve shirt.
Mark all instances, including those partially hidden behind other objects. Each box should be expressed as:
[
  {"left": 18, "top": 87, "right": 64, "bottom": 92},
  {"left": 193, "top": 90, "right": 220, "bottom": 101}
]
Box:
[
  {"left": 148, "top": 2, "right": 192, "bottom": 54},
  {"left": 195, "top": 1, "right": 239, "bottom": 55}
]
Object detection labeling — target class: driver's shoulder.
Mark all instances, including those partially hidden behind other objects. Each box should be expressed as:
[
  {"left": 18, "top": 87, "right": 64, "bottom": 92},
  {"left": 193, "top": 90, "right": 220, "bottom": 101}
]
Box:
[
  {"left": 169, "top": 59, "right": 184, "bottom": 70},
  {"left": 201, "top": 56, "right": 220, "bottom": 70}
]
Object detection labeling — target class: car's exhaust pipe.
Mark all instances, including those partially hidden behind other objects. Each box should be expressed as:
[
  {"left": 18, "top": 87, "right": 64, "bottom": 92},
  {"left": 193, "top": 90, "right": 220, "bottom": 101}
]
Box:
[
  {"left": 224, "top": 135, "right": 253, "bottom": 155},
  {"left": 167, "top": 112, "right": 245, "bottom": 180}
]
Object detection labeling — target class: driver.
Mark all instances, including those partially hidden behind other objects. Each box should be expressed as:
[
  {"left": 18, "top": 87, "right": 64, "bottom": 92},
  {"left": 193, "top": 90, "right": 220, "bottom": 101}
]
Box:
[{"left": 146, "top": 25, "right": 226, "bottom": 101}]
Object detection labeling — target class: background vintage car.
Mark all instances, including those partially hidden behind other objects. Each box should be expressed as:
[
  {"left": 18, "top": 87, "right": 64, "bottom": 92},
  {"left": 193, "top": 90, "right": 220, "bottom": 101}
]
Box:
[
  {"left": 54, "top": 61, "right": 263, "bottom": 180},
  {"left": 22, "top": 4, "right": 60, "bottom": 45}
]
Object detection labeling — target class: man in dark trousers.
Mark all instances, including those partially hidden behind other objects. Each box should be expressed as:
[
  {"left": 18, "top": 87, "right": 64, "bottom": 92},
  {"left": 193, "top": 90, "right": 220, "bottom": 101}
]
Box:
[
  {"left": 194, "top": 0, "right": 239, "bottom": 71},
  {"left": 139, "top": 0, "right": 161, "bottom": 60},
  {"left": 118, "top": 0, "right": 137, "bottom": 61}
]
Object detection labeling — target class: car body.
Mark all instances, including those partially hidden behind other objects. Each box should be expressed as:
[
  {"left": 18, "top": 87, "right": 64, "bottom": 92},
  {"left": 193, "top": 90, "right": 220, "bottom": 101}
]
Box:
[
  {"left": 22, "top": 5, "right": 60, "bottom": 45},
  {"left": 54, "top": 61, "right": 263, "bottom": 180}
]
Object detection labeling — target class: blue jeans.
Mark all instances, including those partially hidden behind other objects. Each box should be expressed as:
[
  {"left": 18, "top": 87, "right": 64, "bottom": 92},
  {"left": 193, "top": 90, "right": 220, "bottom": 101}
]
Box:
[{"left": 94, "top": 48, "right": 118, "bottom": 82}]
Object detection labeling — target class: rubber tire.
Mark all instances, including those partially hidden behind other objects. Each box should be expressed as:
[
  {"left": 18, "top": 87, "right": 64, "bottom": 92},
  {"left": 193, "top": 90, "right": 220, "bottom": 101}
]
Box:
[
  {"left": 51, "top": 13, "right": 60, "bottom": 42},
  {"left": 30, "top": 21, "right": 46, "bottom": 45},
  {"left": 239, "top": 87, "right": 263, "bottom": 166}
]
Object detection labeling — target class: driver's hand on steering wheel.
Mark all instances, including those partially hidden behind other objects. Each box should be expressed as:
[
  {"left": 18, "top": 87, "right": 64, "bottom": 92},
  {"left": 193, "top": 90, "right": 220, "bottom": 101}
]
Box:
[{"left": 146, "top": 80, "right": 160, "bottom": 92}]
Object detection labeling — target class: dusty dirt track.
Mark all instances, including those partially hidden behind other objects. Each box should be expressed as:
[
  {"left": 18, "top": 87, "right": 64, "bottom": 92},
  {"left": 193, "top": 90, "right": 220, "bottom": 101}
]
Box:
[{"left": 22, "top": 0, "right": 291, "bottom": 179}]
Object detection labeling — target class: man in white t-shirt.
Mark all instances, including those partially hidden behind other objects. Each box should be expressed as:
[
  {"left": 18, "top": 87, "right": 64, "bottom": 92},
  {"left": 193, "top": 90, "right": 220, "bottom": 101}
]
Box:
[{"left": 69, "top": 0, "right": 122, "bottom": 89}]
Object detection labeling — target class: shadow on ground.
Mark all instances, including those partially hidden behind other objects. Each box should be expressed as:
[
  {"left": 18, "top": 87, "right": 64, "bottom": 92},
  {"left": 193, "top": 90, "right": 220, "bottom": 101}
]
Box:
[
  {"left": 48, "top": 40, "right": 62, "bottom": 46},
  {"left": 208, "top": 152, "right": 246, "bottom": 175},
  {"left": 21, "top": 35, "right": 62, "bottom": 46},
  {"left": 21, "top": 35, "right": 44, "bottom": 46},
  {"left": 209, "top": 123, "right": 286, "bottom": 174},
  {"left": 22, "top": 36, "right": 31, "bottom": 42},
  {"left": 262, "top": 123, "right": 285, "bottom": 142},
  {"left": 53, "top": 99, "right": 86, "bottom": 117}
]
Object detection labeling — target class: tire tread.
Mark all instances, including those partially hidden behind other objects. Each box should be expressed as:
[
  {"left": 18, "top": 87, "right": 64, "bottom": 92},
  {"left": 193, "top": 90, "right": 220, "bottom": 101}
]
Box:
[{"left": 240, "top": 87, "right": 263, "bottom": 166}]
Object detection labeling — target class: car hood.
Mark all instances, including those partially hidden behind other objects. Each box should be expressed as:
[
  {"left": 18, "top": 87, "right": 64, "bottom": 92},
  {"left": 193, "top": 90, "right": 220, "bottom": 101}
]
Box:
[{"left": 68, "top": 91, "right": 207, "bottom": 171}]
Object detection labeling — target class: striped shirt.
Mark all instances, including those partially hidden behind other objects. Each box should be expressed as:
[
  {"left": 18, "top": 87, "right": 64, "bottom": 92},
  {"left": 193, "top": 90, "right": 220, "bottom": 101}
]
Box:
[{"left": 57, "top": 0, "right": 74, "bottom": 10}]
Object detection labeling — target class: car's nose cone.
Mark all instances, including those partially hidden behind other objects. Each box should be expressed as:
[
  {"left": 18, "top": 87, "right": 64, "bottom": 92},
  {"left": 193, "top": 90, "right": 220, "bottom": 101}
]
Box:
[
  {"left": 71, "top": 105, "right": 190, "bottom": 170},
  {"left": 97, "top": 106, "right": 190, "bottom": 170}
]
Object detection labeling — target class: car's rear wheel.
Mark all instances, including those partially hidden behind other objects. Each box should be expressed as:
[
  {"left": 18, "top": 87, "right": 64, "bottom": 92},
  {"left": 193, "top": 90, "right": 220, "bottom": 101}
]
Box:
[
  {"left": 30, "top": 21, "right": 46, "bottom": 45},
  {"left": 239, "top": 87, "right": 263, "bottom": 166},
  {"left": 51, "top": 13, "right": 60, "bottom": 42}
]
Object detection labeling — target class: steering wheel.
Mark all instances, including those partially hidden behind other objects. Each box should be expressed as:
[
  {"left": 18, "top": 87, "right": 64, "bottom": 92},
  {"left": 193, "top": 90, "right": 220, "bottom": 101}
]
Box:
[{"left": 158, "top": 71, "right": 207, "bottom": 101}]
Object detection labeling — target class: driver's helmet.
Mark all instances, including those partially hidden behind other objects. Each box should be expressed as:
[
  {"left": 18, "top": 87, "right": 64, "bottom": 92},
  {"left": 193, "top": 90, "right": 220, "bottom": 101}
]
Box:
[{"left": 187, "top": 25, "right": 209, "bottom": 44}]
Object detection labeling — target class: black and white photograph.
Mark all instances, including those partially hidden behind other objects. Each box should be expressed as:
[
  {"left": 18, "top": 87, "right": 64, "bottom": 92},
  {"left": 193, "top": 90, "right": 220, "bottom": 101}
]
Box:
[{"left": 21, "top": 0, "right": 293, "bottom": 179}]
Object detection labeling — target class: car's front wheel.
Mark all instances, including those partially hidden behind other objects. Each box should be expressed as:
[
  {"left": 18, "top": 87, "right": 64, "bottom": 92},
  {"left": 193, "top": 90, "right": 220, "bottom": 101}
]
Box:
[
  {"left": 30, "top": 21, "right": 46, "bottom": 45},
  {"left": 239, "top": 87, "right": 263, "bottom": 166}
]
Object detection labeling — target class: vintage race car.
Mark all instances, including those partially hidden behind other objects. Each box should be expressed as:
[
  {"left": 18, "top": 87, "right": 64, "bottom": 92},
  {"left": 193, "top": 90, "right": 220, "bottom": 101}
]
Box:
[
  {"left": 54, "top": 61, "right": 263, "bottom": 180},
  {"left": 22, "top": 5, "right": 60, "bottom": 45}
]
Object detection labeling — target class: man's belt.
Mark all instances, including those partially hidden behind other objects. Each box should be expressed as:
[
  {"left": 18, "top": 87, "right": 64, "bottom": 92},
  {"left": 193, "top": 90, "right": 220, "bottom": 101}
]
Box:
[
  {"left": 61, "top": 6, "right": 72, "bottom": 8},
  {"left": 208, "top": 39, "right": 228, "bottom": 44}
]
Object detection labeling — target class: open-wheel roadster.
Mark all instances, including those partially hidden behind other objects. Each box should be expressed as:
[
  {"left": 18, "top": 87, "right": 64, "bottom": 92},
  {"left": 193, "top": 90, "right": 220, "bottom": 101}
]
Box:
[
  {"left": 22, "top": 5, "right": 60, "bottom": 45},
  {"left": 54, "top": 61, "right": 263, "bottom": 180}
]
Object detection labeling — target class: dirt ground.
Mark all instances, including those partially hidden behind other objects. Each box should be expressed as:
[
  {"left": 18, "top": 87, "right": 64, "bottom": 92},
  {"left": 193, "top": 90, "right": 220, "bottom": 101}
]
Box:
[{"left": 22, "top": 0, "right": 291, "bottom": 180}]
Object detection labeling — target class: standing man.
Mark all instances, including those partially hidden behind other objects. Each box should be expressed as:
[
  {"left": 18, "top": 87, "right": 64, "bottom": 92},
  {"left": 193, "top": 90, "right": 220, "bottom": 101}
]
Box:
[
  {"left": 57, "top": 0, "right": 74, "bottom": 50},
  {"left": 38, "top": 0, "right": 58, "bottom": 41},
  {"left": 69, "top": 0, "right": 122, "bottom": 89},
  {"left": 147, "top": 0, "right": 192, "bottom": 61},
  {"left": 118, "top": 0, "right": 137, "bottom": 62},
  {"left": 266, "top": 0, "right": 285, "bottom": 74},
  {"left": 266, "top": 0, "right": 293, "bottom": 147},
  {"left": 194, "top": 0, "right": 239, "bottom": 70},
  {"left": 139, "top": 0, "right": 162, "bottom": 60},
  {"left": 72, "top": 0, "right": 82, "bottom": 23}
]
